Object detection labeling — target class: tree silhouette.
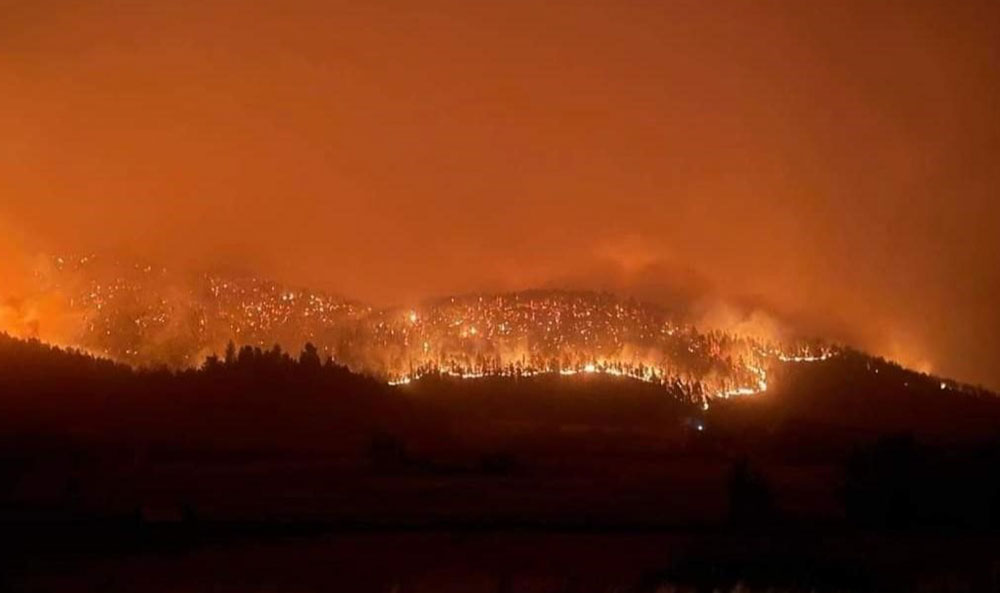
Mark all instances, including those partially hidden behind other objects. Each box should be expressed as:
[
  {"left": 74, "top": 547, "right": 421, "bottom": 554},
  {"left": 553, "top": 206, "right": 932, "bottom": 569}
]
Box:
[
  {"left": 224, "top": 341, "right": 237, "bottom": 365},
  {"left": 299, "top": 342, "right": 321, "bottom": 371}
]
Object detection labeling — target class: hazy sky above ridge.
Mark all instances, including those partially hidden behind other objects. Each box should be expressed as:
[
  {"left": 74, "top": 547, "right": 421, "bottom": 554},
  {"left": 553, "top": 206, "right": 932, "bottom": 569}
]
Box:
[{"left": 2, "top": 0, "right": 999, "bottom": 387}]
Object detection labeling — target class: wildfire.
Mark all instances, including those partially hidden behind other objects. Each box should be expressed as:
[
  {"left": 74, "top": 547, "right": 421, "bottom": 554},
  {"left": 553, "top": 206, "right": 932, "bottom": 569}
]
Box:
[
  {"left": 385, "top": 344, "right": 838, "bottom": 404},
  {"left": 7, "top": 255, "right": 842, "bottom": 404}
]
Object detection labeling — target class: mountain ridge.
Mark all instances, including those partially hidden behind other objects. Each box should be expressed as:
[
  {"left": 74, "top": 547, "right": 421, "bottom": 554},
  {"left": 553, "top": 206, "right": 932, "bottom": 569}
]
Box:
[{"left": 2, "top": 255, "right": 990, "bottom": 403}]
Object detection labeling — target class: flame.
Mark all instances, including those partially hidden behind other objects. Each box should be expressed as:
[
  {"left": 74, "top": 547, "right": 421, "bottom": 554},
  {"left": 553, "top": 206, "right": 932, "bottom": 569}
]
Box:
[
  {"left": 2, "top": 254, "right": 843, "bottom": 401},
  {"left": 385, "top": 346, "right": 838, "bottom": 403}
]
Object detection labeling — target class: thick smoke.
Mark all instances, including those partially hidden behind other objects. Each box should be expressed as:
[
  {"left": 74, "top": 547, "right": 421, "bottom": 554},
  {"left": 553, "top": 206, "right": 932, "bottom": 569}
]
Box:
[{"left": 2, "top": 0, "right": 998, "bottom": 388}]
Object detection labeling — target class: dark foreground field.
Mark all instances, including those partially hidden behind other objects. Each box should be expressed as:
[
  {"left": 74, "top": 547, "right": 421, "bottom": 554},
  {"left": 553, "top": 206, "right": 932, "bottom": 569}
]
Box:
[
  {"left": 3, "top": 336, "right": 1000, "bottom": 591},
  {"left": 5, "top": 528, "right": 1000, "bottom": 592}
]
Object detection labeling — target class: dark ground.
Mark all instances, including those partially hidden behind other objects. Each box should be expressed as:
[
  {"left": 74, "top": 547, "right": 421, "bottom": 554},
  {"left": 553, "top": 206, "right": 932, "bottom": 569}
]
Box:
[
  {"left": 3, "top": 336, "right": 1000, "bottom": 591},
  {"left": 5, "top": 527, "right": 1000, "bottom": 592}
]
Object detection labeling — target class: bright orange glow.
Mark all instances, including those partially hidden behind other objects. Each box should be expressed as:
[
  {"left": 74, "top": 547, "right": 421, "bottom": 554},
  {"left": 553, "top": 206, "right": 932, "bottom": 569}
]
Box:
[
  {"left": 1, "top": 1, "right": 998, "bottom": 389},
  {"left": 0, "top": 255, "right": 846, "bottom": 402}
]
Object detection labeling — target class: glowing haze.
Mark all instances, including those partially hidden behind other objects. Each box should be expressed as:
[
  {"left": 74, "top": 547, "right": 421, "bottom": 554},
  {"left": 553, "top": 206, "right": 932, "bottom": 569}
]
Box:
[{"left": 1, "top": 1, "right": 999, "bottom": 389}]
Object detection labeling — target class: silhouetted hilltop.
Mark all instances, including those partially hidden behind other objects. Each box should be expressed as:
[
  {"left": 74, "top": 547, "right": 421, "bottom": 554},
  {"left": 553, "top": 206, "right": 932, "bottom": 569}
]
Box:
[
  {"left": 1, "top": 331, "right": 1000, "bottom": 535},
  {"left": 0, "top": 332, "right": 416, "bottom": 453},
  {"left": 1, "top": 330, "right": 996, "bottom": 457}
]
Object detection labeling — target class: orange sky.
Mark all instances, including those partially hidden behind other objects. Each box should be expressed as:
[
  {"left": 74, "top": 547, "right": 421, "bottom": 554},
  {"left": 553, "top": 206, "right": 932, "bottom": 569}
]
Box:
[{"left": 2, "top": 0, "right": 999, "bottom": 388}]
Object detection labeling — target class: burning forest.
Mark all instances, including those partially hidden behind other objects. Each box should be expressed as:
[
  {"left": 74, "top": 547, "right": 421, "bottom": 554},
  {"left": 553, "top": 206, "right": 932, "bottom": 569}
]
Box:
[{"left": 2, "top": 255, "right": 838, "bottom": 405}]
